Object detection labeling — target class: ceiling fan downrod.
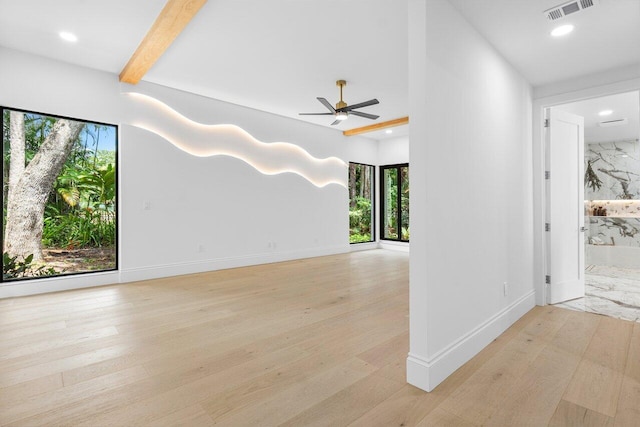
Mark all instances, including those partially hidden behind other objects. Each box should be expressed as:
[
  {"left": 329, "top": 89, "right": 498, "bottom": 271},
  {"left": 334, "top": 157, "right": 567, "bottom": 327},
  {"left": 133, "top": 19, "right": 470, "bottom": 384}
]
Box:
[{"left": 336, "top": 80, "right": 347, "bottom": 110}]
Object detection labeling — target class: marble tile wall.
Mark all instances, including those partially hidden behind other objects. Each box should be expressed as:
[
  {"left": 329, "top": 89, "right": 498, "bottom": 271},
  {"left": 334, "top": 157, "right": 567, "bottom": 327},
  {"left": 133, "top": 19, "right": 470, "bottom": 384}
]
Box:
[
  {"left": 586, "top": 140, "right": 640, "bottom": 200},
  {"left": 587, "top": 217, "right": 640, "bottom": 247},
  {"left": 586, "top": 140, "right": 640, "bottom": 248}
]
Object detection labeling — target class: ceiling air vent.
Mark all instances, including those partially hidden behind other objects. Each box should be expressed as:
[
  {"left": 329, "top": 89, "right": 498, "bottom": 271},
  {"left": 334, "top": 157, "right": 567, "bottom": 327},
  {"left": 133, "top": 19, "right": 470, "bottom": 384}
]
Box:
[
  {"left": 598, "top": 118, "right": 628, "bottom": 127},
  {"left": 544, "top": 0, "right": 599, "bottom": 21}
]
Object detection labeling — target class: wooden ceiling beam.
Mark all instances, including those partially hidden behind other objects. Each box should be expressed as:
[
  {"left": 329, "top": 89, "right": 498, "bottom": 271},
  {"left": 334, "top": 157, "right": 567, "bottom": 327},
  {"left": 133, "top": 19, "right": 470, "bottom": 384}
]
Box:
[
  {"left": 119, "top": 0, "right": 208, "bottom": 84},
  {"left": 343, "top": 116, "right": 409, "bottom": 136}
]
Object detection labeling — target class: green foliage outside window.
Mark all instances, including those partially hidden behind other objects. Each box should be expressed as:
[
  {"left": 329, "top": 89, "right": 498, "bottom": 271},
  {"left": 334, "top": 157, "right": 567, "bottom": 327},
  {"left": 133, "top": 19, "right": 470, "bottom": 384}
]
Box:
[
  {"left": 350, "top": 196, "right": 373, "bottom": 242},
  {"left": 349, "top": 163, "right": 374, "bottom": 243},
  {"left": 381, "top": 164, "right": 409, "bottom": 242},
  {"left": 2, "top": 109, "right": 117, "bottom": 281}
]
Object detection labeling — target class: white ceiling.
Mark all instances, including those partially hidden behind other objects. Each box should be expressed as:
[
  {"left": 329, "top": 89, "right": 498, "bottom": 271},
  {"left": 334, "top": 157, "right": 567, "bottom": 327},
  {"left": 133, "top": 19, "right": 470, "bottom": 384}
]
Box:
[
  {"left": 145, "top": 0, "right": 409, "bottom": 135},
  {"left": 0, "top": 1, "right": 167, "bottom": 74},
  {"left": 448, "top": 0, "right": 640, "bottom": 87},
  {"left": 0, "top": 0, "right": 639, "bottom": 139},
  {"left": 554, "top": 90, "right": 640, "bottom": 143}
]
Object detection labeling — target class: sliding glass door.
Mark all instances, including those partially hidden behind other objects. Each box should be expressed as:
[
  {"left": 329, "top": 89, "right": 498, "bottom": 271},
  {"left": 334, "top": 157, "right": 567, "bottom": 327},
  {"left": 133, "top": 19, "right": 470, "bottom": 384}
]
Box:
[{"left": 380, "top": 163, "right": 409, "bottom": 242}]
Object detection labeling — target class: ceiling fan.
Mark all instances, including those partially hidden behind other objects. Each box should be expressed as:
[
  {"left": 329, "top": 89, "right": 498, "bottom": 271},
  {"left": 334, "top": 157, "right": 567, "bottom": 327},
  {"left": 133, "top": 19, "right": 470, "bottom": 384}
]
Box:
[{"left": 299, "top": 80, "right": 379, "bottom": 125}]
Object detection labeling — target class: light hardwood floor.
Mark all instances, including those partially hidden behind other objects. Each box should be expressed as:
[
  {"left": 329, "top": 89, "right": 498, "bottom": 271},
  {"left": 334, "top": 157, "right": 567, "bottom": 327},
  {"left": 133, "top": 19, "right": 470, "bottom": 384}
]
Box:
[{"left": 1, "top": 250, "right": 639, "bottom": 426}]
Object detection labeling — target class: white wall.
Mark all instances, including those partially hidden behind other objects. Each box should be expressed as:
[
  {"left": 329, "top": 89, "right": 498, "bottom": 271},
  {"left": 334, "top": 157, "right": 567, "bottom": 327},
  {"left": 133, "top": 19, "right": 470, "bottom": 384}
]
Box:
[
  {"left": 0, "top": 46, "right": 376, "bottom": 297},
  {"left": 346, "top": 138, "right": 379, "bottom": 167},
  {"left": 378, "top": 136, "right": 409, "bottom": 165},
  {"left": 407, "top": 0, "right": 535, "bottom": 391}
]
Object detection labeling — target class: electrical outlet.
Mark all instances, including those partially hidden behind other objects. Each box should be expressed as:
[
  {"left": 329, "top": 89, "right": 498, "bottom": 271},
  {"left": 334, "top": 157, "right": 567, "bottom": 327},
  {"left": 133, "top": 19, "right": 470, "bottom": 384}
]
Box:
[
  {"left": 503, "top": 282, "right": 508, "bottom": 296},
  {"left": 143, "top": 201, "right": 151, "bottom": 210},
  {"left": 197, "top": 244, "right": 205, "bottom": 253}
]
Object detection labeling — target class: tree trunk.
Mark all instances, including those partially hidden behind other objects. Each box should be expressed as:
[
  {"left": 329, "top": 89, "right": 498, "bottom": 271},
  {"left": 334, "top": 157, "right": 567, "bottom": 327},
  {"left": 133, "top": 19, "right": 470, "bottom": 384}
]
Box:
[
  {"left": 363, "top": 166, "right": 370, "bottom": 199},
  {"left": 4, "top": 112, "right": 26, "bottom": 248},
  {"left": 4, "top": 118, "right": 84, "bottom": 261},
  {"left": 7, "top": 112, "right": 25, "bottom": 205},
  {"left": 349, "top": 163, "right": 357, "bottom": 208}
]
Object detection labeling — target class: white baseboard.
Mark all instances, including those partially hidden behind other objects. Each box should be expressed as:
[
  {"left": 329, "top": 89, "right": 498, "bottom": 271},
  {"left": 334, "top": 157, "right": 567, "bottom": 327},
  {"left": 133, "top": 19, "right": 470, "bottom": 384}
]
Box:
[
  {"left": 379, "top": 241, "right": 410, "bottom": 252},
  {"left": 0, "top": 271, "right": 120, "bottom": 298},
  {"left": 407, "top": 289, "right": 536, "bottom": 391},
  {"left": 0, "top": 245, "right": 348, "bottom": 299},
  {"left": 119, "top": 245, "right": 348, "bottom": 283},
  {"left": 349, "top": 242, "right": 378, "bottom": 252}
]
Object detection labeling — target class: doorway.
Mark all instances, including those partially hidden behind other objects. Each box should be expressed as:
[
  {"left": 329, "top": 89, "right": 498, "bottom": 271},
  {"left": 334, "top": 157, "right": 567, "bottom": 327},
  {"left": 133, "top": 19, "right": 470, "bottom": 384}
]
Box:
[{"left": 548, "top": 90, "right": 640, "bottom": 322}]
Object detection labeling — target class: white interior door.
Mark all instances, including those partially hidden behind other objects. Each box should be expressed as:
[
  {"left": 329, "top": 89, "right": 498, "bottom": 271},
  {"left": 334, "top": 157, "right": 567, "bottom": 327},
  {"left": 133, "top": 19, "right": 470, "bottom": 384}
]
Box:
[{"left": 547, "top": 108, "right": 585, "bottom": 304}]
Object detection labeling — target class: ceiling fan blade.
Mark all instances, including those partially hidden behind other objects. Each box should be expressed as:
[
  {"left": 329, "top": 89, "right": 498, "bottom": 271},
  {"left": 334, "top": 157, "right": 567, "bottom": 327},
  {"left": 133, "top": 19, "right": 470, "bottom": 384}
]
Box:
[
  {"left": 340, "top": 99, "right": 379, "bottom": 112},
  {"left": 349, "top": 111, "right": 380, "bottom": 120},
  {"left": 330, "top": 119, "right": 341, "bottom": 126},
  {"left": 317, "top": 97, "right": 336, "bottom": 113},
  {"left": 299, "top": 112, "right": 334, "bottom": 116}
]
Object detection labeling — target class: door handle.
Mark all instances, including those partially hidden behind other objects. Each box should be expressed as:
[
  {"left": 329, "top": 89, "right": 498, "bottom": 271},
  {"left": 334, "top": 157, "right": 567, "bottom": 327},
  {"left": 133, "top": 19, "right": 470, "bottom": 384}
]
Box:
[{"left": 580, "top": 226, "right": 586, "bottom": 232}]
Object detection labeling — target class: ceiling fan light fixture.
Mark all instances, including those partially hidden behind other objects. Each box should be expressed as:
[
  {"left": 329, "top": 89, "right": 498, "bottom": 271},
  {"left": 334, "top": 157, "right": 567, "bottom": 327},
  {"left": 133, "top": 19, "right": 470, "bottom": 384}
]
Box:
[{"left": 298, "top": 80, "right": 379, "bottom": 126}]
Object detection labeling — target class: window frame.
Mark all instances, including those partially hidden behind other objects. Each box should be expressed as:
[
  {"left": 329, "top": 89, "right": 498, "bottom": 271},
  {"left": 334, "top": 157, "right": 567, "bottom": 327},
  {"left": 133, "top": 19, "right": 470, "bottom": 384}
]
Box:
[
  {"left": 348, "top": 161, "right": 376, "bottom": 244},
  {"left": 379, "top": 163, "right": 409, "bottom": 243},
  {"left": 1, "top": 106, "right": 119, "bottom": 283}
]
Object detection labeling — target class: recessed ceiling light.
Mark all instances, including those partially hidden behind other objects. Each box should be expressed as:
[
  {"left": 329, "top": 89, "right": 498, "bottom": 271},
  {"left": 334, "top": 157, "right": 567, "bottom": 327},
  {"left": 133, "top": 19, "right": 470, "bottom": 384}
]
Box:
[
  {"left": 598, "top": 109, "right": 613, "bottom": 116},
  {"left": 59, "top": 31, "right": 78, "bottom": 43},
  {"left": 551, "top": 24, "right": 574, "bottom": 37},
  {"left": 385, "top": 129, "right": 393, "bottom": 134}
]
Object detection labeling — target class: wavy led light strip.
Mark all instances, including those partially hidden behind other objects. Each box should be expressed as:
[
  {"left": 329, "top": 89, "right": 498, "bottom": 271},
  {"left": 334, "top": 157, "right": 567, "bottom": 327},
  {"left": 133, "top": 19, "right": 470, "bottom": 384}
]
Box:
[{"left": 124, "top": 92, "right": 347, "bottom": 188}]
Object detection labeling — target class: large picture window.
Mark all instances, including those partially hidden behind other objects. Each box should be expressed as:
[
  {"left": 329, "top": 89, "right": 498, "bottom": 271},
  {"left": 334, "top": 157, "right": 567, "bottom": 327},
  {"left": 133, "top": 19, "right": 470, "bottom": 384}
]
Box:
[
  {"left": 2, "top": 107, "right": 117, "bottom": 281},
  {"left": 380, "top": 163, "right": 409, "bottom": 242},
  {"left": 349, "top": 162, "right": 375, "bottom": 243}
]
